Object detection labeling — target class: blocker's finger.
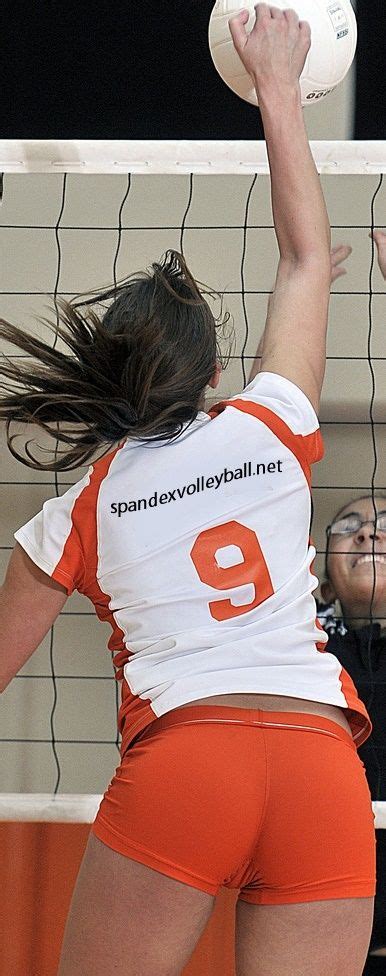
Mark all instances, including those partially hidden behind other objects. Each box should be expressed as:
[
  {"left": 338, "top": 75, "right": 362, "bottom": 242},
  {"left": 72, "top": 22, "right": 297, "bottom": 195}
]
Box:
[
  {"left": 371, "top": 229, "right": 386, "bottom": 246},
  {"left": 331, "top": 245, "right": 353, "bottom": 262}
]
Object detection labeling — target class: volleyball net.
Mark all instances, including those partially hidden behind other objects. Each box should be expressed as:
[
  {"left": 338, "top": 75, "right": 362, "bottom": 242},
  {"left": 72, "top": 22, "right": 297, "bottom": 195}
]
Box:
[{"left": 0, "top": 139, "right": 385, "bottom": 827}]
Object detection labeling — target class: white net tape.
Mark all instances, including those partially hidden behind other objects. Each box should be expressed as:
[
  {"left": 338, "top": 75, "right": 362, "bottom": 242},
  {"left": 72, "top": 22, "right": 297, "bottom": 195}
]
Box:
[{"left": 0, "top": 794, "right": 385, "bottom": 826}]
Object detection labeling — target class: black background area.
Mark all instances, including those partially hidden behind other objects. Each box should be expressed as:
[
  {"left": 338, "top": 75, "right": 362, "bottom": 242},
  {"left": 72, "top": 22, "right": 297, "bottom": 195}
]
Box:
[{"left": 0, "top": 1, "right": 385, "bottom": 140}]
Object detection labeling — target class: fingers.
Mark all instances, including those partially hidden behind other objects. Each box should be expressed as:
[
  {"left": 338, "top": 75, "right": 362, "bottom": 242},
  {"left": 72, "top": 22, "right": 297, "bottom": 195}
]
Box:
[
  {"left": 255, "top": 4, "right": 275, "bottom": 19},
  {"left": 282, "top": 8, "right": 299, "bottom": 21},
  {"left": 268, "top": 6, "right": 285, "bottom": 18},
  {"left": 228, "top": 8, "right": 250, "bottom": 50},
  {"left": 228, "top": 4, "right": 285, "bottom": 50},
  {"left": 229, "top": 4, "right": 305, "bottom": 34},
  {"left": 369, "top": 229, "right": 386, "bottom": 278},
  {"left": 370, "top": 229, "right": 386, "bottom": 247},
  {"left": 260, "top": 6, "right": 302, "bottom": 25},
  {"left": 369, "top": 229, "right": 386, "bottom": 256},
  {"left": 333, "top": 237, "right": 386, "bottom": 258},
  {"left": 331, "top": 244, "right": 352, "bottom": 264},
  {"left": 330, "top": 244, "right": 352, "bottom": 283},
  {"left": 331, "top": 235, "right": 386, "bottom": 276},
  {"left": 255, "top": 5, "right": 297, "bottom": 22}
]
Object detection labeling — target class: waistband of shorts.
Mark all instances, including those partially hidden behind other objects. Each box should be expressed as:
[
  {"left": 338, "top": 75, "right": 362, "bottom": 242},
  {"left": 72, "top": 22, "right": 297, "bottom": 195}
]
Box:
[{"left": 137, "top": 705, "right": 357, "bottom": 751}]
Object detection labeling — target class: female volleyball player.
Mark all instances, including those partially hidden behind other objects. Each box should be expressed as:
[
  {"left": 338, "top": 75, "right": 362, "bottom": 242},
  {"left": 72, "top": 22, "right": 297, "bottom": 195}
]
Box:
[{"left": 0, "top": 6, "right": 377, "bottom": 976}]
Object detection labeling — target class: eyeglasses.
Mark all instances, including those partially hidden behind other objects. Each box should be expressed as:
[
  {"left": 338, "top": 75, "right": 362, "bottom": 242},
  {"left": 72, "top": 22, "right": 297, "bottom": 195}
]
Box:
[{"left": 327, "top": 511, "right": 386, "bottom": 536}]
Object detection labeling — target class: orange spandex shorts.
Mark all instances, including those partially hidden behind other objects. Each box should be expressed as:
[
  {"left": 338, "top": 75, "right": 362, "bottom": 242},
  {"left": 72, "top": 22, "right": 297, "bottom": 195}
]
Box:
[{"left": 91, "top": 705, "right": 376, "bottom": 905}]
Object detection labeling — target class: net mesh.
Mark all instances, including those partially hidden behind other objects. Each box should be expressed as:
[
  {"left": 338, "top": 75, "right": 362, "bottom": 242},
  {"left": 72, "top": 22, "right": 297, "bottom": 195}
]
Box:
[{"left": 0, "top": 140, "right": 385, "bottom": 825}]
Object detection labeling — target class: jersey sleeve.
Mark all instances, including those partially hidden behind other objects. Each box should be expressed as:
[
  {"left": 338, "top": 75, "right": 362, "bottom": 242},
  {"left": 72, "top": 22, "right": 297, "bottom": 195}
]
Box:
[
  {"left": 13, "top": 482, "right": 87, "bottom": 597},
  {"left": 235, "top": 370, "right": 324, "bottom": 465}
]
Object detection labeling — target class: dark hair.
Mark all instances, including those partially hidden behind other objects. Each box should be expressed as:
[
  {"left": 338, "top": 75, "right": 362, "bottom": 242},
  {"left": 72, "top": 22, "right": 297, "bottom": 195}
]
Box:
[
  {"left": 324, "top": 493, "right": 386, "bottom": 582},
  {"left": 0, "top": 250, "right": 235, "bottom": 472}
]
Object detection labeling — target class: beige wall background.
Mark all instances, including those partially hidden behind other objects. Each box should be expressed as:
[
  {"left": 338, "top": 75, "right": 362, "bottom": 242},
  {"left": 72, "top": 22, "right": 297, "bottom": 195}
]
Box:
[{"left": 1, "top": 70, "right": 385, "bottom": 795}]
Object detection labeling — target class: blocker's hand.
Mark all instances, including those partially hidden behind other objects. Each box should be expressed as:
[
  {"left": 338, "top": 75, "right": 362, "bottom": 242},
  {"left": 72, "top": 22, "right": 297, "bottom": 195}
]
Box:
[
  {"left": 330, "top": 245, "right": 352, "bottom": 284},
  {"left": 370, "top": 230, "right": 386, "bottom": 280},
  {"left": 329, "top": 236, "right": 386, "bottom": 285},
  {"left": 228, "top": 4, "right": 311, "bottom": 94}
]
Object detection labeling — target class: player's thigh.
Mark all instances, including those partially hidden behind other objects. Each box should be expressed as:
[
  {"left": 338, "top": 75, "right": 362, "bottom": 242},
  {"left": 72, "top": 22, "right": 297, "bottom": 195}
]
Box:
[
  {"left": 235, "top": 896, "right": 375, "bottom": 976},
  {"left": 57, "top": 833, "right": 216, "bottom": 976}
]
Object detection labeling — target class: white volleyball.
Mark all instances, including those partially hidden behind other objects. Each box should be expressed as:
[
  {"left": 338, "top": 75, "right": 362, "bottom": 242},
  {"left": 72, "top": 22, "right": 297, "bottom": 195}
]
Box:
[{"left": 208, "top": 0, "right": 357, "bottom": 106}]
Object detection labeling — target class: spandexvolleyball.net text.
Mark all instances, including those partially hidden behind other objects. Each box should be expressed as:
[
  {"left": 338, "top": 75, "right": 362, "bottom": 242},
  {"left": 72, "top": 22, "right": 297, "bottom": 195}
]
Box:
[{"left": 110, "top": 459, "right": 284, "bottom": 516}]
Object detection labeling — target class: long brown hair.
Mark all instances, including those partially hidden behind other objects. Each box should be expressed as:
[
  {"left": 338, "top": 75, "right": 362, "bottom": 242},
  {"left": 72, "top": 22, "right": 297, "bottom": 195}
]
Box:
[{"left": 0, "top": 250, "right": 235, "bottom": 472}]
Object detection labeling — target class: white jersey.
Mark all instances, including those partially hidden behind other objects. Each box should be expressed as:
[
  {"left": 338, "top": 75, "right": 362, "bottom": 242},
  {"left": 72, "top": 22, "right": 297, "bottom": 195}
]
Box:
[{"left": 14, "top": 371, "right": 371, "bottom": 752}]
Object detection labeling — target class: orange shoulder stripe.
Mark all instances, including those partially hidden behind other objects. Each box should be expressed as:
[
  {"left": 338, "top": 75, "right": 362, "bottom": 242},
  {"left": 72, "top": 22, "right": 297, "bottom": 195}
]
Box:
[{"left": 208, "top": 398, "right": 323, "bottom": 490}]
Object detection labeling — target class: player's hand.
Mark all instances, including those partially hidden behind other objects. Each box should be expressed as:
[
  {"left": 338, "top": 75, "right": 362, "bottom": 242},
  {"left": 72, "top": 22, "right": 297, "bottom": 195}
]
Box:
[
  {"left": 370, "top": 230, "right": 386, "bottom": 280},
  {"left": 228, "top": 4, "right": 311, "bottom": 96}
]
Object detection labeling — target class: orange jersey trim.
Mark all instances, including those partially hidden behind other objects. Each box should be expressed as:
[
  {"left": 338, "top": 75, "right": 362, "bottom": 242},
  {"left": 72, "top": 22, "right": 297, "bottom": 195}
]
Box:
[{"left": 208, "top": 398, "right": 324, "bottom": 490}]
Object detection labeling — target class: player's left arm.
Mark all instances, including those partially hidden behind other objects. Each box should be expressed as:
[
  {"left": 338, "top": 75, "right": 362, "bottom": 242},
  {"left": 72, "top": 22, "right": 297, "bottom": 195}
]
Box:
[
  {"left": 0, "top": 542, "right": 68, "bottom": 693},
  {"left": 247, "top": 244, "right": 352, "bottom": 384}
]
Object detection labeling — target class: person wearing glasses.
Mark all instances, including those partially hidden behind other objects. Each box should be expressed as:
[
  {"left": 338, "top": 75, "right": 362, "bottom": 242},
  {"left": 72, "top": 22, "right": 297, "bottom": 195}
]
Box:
[
  {"left": 316, "top": 230, "right": 386, "bottom": 970},
  {"left": 317, "top": 499, "right": 386, "bottom": 968}
]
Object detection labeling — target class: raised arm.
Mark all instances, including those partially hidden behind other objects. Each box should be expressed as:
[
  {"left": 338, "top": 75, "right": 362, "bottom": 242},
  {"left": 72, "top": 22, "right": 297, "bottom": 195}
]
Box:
[{"left": 229, "top": 4, "right": 331, "bottom": 414}]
